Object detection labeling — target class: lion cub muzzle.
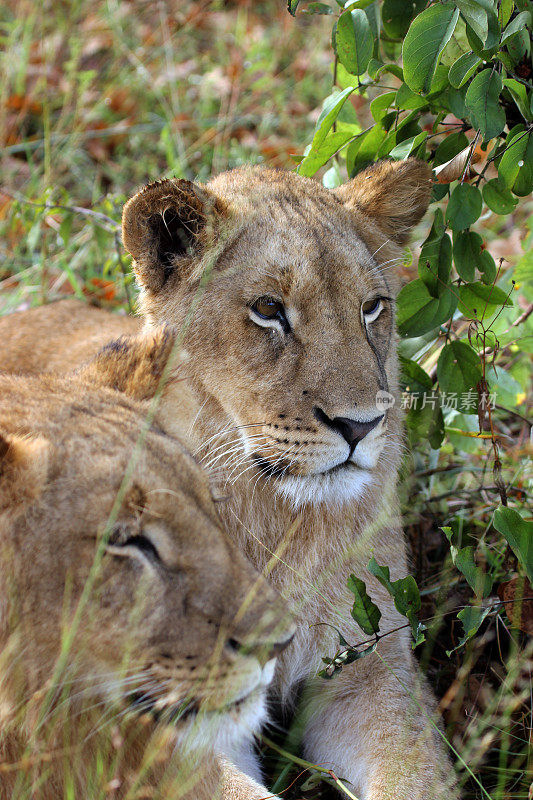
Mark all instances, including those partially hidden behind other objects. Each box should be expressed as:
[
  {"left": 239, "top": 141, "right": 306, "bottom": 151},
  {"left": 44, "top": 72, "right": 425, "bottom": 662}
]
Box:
[{"left": 313, "top": 407, "right": 384, "bottom": 457}]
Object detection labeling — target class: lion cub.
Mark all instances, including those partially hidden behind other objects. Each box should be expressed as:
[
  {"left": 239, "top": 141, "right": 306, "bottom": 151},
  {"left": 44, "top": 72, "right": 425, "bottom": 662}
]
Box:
[
  {"left": 0, "top": 161, "right": 454, "bottom": 798},
  {"left": 0, "top": 329, "right": 295, "bottom": 800}
]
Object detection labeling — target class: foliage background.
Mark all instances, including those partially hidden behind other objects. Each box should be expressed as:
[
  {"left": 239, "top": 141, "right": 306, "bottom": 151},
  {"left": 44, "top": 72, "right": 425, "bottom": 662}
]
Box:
[{"left": 0, "top": 1, "right": 531, "bottom": 798}]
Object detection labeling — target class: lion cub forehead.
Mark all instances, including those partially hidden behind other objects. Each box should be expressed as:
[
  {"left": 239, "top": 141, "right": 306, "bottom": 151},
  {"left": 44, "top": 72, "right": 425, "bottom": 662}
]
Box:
[
  {"left": 207, "top": 165, "right": 335, "bottom": 204},
  {"left": 218, "top": 220, "right": 376, "bottom": 300},
  {"left": 208, "top": 166, "right": 375, "bottom": 264}
]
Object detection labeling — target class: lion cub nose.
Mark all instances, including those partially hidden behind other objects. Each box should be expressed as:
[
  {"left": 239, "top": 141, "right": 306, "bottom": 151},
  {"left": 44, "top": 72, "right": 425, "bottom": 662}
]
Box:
[{"left": 314, "top": 407, "right": 384, "bottom": 451}]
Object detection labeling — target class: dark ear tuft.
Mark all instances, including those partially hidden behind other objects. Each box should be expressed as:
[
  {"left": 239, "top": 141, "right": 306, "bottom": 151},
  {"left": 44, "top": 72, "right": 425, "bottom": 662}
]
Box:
[
  {"left": 78, "top": 327, "right": 178, "bottom": 401},
  {"left": 147, "top": 207, "right": 201, "bottom": 276},
  {"left": 334, "top": 159, "right": 432, "bottom": 246},
  {"left": 0, "top": 434, "right": 9, "bottom": 460},
  {"left": 122, "top": 179, "right": 224, "bottom": 293}
]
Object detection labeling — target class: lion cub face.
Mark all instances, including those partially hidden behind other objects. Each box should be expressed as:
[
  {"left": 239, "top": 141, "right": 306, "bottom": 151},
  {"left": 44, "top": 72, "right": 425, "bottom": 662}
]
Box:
[
  {"left": 0, "top": 333, "right": 294, "bottom": 752},
  {"left": 122, "top": 162, "right": 431, "bottom": 507}
]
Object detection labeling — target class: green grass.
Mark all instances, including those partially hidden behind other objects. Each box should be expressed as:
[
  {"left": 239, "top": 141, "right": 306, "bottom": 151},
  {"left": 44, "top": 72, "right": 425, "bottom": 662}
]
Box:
[{"left": 0, "top": 0, "right": 331, "bottom": 312}]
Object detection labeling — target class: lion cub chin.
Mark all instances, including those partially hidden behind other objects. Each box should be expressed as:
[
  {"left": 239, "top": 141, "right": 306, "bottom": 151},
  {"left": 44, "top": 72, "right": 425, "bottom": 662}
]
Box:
[{"left": 0, "top": 328, "right": 295, "bottom": 800}]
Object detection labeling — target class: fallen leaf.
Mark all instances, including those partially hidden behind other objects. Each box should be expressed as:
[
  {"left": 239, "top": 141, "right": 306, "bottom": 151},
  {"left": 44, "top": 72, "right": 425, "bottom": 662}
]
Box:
[
  {"left": 434, "top": 144, "right": 481, "bottom": 184},
  {"left": 83, "top": 278, "right": 116, "bottom": 303},
  {"left": 498, "top": 576, "right": 533, "bottom": 635}
]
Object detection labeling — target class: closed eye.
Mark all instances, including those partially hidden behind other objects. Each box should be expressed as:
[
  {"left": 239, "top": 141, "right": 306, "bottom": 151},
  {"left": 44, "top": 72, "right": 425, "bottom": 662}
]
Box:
[
  {"left": 123, "top": 535, "right": 160, "bottom": 561},
  {"left": 106, "top": 526, "right": 161, "bottom": 563}
]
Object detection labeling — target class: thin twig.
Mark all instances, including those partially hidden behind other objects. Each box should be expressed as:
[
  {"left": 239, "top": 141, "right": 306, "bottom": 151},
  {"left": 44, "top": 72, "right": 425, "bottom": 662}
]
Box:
[
  {"left": 1, "top": 189, "right": 119, "bottom": 231},
  {"left": 460, "top": 129, "right": 480, "bottom": 185},
  {"left": 511, "top": 302, "right": 533, "bottom": 327}
]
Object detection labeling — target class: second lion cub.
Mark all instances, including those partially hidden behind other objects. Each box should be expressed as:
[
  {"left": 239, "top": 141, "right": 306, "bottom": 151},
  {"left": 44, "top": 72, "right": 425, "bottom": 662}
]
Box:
[{"left": 0, "top": 329, "right": 295, "bottom": 800}]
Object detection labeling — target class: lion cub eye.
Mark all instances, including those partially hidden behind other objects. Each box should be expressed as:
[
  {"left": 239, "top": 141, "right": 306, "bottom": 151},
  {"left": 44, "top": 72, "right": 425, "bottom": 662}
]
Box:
[
  {"left": 250, "top": 296, "right": 290, "bottom": 333},
  {"left": 362, "top": 298, "right": 384, "bottom": 324}
]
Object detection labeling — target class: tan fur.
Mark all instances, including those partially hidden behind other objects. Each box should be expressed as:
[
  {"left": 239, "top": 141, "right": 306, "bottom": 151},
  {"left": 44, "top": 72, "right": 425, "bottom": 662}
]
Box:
[
  {"left": 0, "top": 299, "right": 140, "bottom": 375},
  {"left": 0, "top": 331, "right": 295, "bottom": 799},
  {"left": 0, "top": 162, "right": 456, "bottom": 798}
]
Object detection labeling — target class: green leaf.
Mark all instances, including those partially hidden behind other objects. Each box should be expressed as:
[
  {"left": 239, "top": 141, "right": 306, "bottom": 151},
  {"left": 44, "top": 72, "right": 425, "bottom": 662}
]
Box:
[
  {"left": 367, "top": 558, "right": 426, "bottom": 648},
  {"left": 318, "top": 640, "right": 377, "bottom": 679},
  {"left": 390, "top": 575, "right": 422, "bottom": 617},
  {"left": 490, "top": 369, "right": 525, "bottom": 408},
  {"left": 464, "top": 69, "right": 505, "bottom": 140},
  {"left": 428, "top": 405, "right": 445, "bottom": 449},
  {"left": 298, "top": 87, "right": 355, "bottom": 176},
  {"left": 426, "top": 62, "right": 451, "bottom": 97},
  {"left": 419, "top": 210, "right": 452, "bottom": 296},
  {"left": 402, "top": 3, "right": 460, "bottom": 95},
  {"left": 446, "top": 605, "right": 493, "bottom": 654},
  {"left": 323, "top": 163, "right": 343, "bottom": 188},
  {"left": 453, "top": 231, "right": 497, "bottom": 284},
  {"left": 443, "top": 85, "right": 468, "bottom": 119},
  {"left": 400, "top": 357, "right": 443, "bottom": 446},
  {"left": 389, "top": 132, "right": 427, "bottom": 160},
  {"left": 453, "top": 230, "right": 477, "bottom": 282},
  {"left": 370, "top": 62, "right": 404, "bottom": 81},
  {"left": 94, "top": 223, "right": 110, "bottom": 252},
  {"left": 395, "top": 82, "right": 429, "bottom": 110},
  {"left": 406, "top": 396, "right": 445, "bottom": 450},
  {"left": 344, "top": 0, "right": 376, "bottom": 8},
  {"left": 367, "top": 557, "right": 393, "bottom": 592},
  {"left": 446, "top": 183, "right": 482, "bottom": 231},
  {"left": 397, "top": 279, "right": 457, "bottom": 337},
  {"left": 434, "top": 131, "right": 469, "bottom": 167},
  {"left": 347, "top": 575, "right": 381, "bottom": 635},
  {"left": 448, "top": 52, "right": 482, "bottom": 88},
  {"left": 506, "top": 27, "right": 530, "bottom": 65},
  {"left": 493, "top": 507, "right": 533, "bottom": 583},
  {"left": 482, "top": 178, "right": 519, "bottom": 215},
  {"left": 369, "top": 91, "right": 396, "bottom": 122},
  {"left": 346, "top": 123, "right": 386, "bottom": 174},
  {"left": 465, "top": 7, "right": 501, "bottom": 56},
  {"left": 518, "top": 150, "right": 533, "bottom": 196},
  {"left": 498, "top": 133, "right": 533, "bottom": 197},
  {"left": 335, "top": 8, "right": 373, "bottom": 76},
  {"left": 498, "top": 130, "right": 530, "bottom": 188},
  {"left": 503, "top": 78, "right": 533, "bottom": 122},
  {"left": 287, "top": 0, "right": 300, "bottom": 16},
  {"left": 501, "top": 10, "right": 532, "bottom": 44},
  {"left": 400, "top": 356, "right": 432, "bottom": 392},
  {"left": 407, "top": 610, "right": 427, "bottom": 649},
  {"left": 455, "top": 0, "right": 490, "bottom": 42},
  {"left": 298, "top": 129, "right": 356, "bottom": 177},
  {"left": 303, "top": 2, "right": 333, "bottom": 12},
  {"left": 382, "top": 0, "right": 425, "bottom": 39},
  {"left": 368, "top": 558, "right": 422, "bottom": 618},
  {"left": 437, "top": 341, "right": 482, "bottom": 400},
  {"left": 498, "top": 0, "right": 514, "bottom": 27},
  {"left": 377, "top": 109, "right": 420, "bottom": 156},
  {"left": 457, "top": 281, "right": 513, "bottom": 318},
  {"left": 453, "top": 545, "right": 493, "bottom": 597}
]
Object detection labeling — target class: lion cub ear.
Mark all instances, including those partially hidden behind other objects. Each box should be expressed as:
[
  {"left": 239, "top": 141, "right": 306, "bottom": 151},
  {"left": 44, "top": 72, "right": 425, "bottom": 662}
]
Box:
[
  {"left": 334, "top": 159, "right": 432, "bottom": 245},
  {"left": 122, "top": 179, "right": 226, "bottom": 293},
  {"left": 78, "top": 327, "right": 177, "bottom": 401},
  {"left": 0, "top": 432, "right": 50, "bottom": 514}
]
